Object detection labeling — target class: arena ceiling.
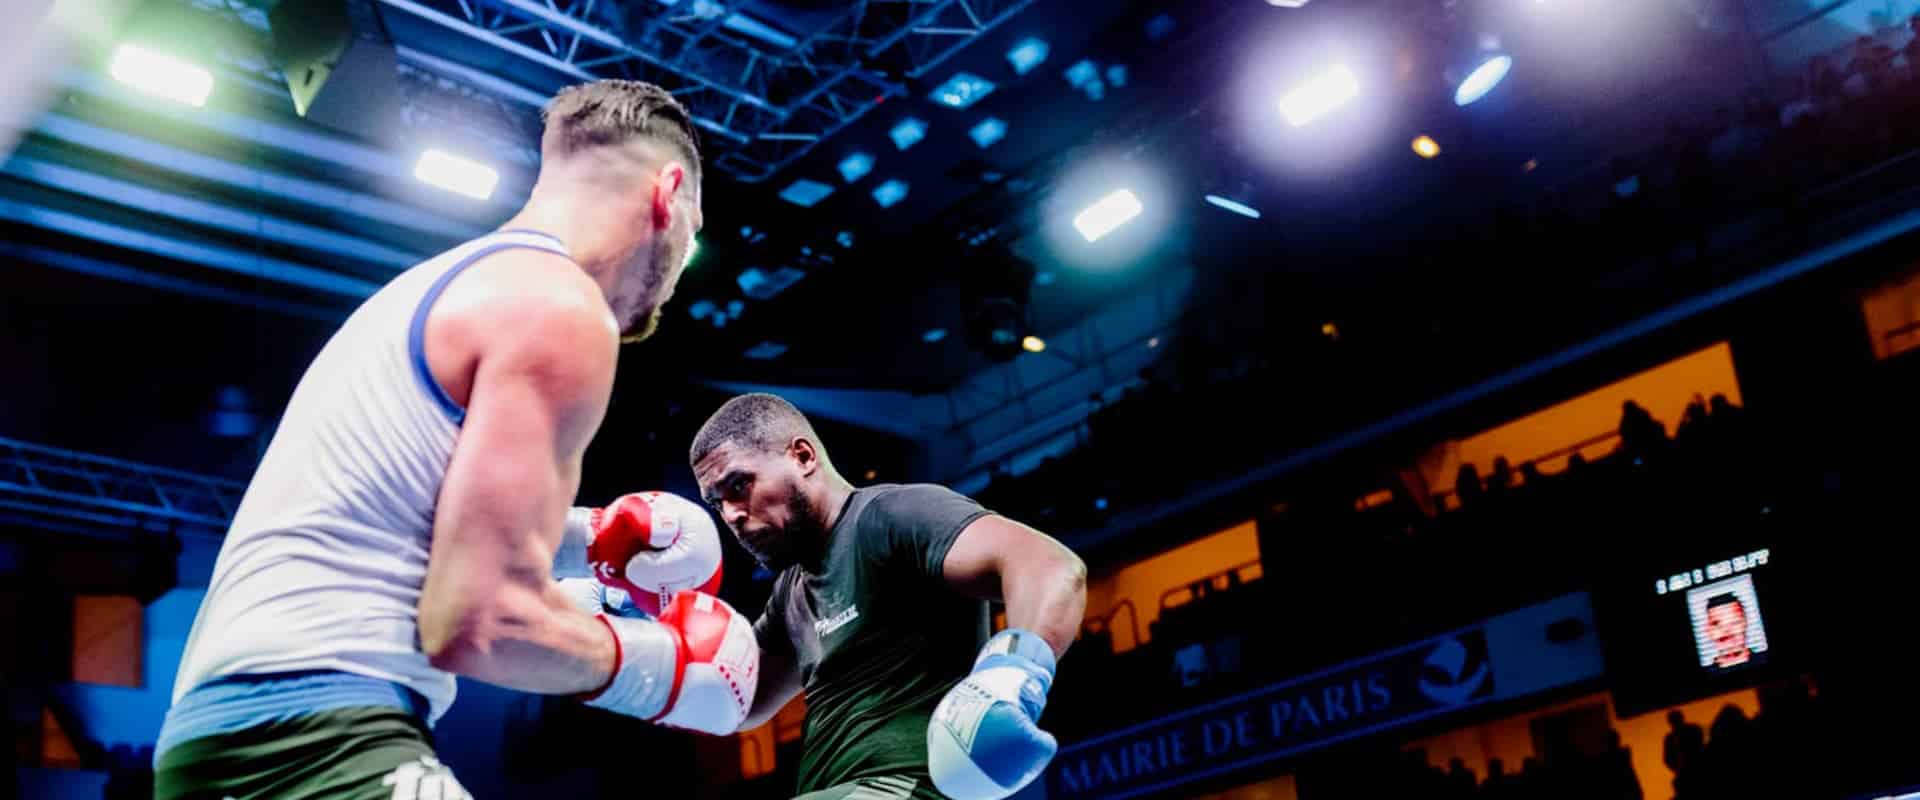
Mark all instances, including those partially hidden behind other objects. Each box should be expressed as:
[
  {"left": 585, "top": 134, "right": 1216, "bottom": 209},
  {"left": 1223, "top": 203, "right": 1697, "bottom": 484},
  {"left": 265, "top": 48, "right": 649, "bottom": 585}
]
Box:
[{"left": 0, "top": 0, "right": 1784, "bottom": 489}]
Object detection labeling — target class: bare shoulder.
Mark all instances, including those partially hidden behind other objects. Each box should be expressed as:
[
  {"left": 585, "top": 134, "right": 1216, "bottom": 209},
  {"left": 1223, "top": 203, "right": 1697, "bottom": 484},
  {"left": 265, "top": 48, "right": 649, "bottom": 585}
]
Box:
[{"left": 424, "top": 246, "right": 617, "bottom": 409}]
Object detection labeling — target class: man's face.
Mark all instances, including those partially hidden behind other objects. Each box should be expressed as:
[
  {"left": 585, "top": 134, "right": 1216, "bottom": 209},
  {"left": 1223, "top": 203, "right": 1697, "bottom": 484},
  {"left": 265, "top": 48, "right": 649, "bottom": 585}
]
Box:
[
  {"left": 1705, "top": 602, "right": 1748, "bottom": 659},
  {"left": 694, "top": 442, "right": 823, "bottom": 572}
]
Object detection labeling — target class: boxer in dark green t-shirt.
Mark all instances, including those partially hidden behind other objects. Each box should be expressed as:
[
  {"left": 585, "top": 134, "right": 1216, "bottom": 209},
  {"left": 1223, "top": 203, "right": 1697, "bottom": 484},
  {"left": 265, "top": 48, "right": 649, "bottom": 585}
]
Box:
[{"left": 691, "top": 394, "right": 1087, "bottom": 800}]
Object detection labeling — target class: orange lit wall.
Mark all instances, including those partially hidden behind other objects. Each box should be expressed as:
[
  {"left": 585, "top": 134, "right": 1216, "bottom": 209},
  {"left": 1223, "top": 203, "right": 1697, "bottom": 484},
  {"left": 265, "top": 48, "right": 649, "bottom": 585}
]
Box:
[
  {"left": 737, "top": 695, "right": 807, "bottom": 780},
  {"left": 72, "top": 595, "right": 142, "bottom": 687},
  {"left": 1402, "top": 689, "right": 1760, "bottom": 800},
  {"left": 1421, "top": 342, "right": 1744, "bottom": 499},
  {"left": 1084, "top": 520, "right": 1261, "bottom": 652},
  {"left": 1195, "top": 773, "right": 1300, "bottom": 800},
  {"left": 1860, "top": 266, "right": 1920, "bottom": 359}
]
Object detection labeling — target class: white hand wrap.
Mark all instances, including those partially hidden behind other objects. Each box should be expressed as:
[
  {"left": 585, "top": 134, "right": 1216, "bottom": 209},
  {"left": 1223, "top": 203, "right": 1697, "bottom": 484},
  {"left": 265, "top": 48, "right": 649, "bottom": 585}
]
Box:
[{"left": 580, "top": 615, "right": 677, "bottom": 720}]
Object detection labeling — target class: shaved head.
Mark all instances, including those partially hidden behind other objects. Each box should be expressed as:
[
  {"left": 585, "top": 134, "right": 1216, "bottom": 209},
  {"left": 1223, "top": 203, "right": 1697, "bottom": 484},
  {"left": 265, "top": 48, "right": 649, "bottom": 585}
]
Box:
[{"left": 690, "top": 393, "right": 827, "bottom": 470}]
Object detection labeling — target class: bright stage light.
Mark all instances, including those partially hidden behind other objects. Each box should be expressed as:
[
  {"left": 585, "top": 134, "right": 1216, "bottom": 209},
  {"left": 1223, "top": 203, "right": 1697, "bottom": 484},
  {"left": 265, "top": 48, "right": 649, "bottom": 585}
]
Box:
[
  {"left": 1454, "top": 55, "right": 1512, "bottom": 106},
  {"left": 110, "top": 44, "right": 212, "bottom": 107},
  {"left": 1073, "top": 189, "right": 1143, "bottom": 243},
  {"left": 837, "top": 151, "right": 874, "bottom": 183},
  {"left": 1007, "top": 37, "right": 1050, "bottom": 76},
  {"left": 1204, "top": 194, "right": 1261, "bottom": 219},
  {"left": 1277, "top": 64, "right": 1359, "bottom": 127},
  {"left": 1412, "top": 135, "right": 1441, "bottom": 159},
  {"left": 872, "top": 179, "right": 909, "bottom": 208},
  {"left": 414, "top": 149, "right": 499, "bottom": 200},
  {"left": 1022, "top": 335, "right": 1046, "bottom": 353}
]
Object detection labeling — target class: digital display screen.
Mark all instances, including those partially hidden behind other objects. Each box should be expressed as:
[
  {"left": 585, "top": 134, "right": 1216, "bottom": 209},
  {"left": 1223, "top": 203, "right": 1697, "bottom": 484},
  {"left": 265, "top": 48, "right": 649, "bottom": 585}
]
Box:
[{"left": 1596, "top": 542, "right": 1800, "bottom": 717}]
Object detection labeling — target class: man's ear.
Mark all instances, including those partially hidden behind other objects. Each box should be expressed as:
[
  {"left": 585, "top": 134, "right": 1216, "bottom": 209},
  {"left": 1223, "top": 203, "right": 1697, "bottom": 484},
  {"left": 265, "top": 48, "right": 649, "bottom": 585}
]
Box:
[
  {"left": 652, "top": 162, "right": 687, "bottom": 228},
  {"left": 790, "top": 437, "right": 821, "bottom": 477}
]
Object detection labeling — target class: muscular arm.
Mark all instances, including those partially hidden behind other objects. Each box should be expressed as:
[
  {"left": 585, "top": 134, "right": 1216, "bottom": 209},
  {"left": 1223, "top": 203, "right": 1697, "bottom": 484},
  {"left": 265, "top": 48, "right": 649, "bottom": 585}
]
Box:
[
  {"left": 417, "top": 273, "right": 622, "bottom": 695},
  {"left": 941, "top": 515, "right": 1088, "bottom": 658}
]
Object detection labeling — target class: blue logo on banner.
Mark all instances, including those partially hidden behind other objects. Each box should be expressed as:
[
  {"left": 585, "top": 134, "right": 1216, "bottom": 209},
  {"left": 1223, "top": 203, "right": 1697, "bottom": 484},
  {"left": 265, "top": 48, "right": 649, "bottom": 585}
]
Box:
[{"left": 1418, "top": 635, "right": 1492, "bottom": 706}]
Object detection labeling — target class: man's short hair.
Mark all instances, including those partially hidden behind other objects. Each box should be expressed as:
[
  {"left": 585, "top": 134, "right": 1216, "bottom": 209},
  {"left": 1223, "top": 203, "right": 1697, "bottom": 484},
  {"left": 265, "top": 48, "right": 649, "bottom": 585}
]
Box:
[
  {"left": 690, "top": 393, "right": 822, "bottom": 468},
  {"left": 1706, "top": 593, "right": 1745, "bottom": 613},
  {"left": 542, "top": 79, "right": 702, "bottom": 185}
]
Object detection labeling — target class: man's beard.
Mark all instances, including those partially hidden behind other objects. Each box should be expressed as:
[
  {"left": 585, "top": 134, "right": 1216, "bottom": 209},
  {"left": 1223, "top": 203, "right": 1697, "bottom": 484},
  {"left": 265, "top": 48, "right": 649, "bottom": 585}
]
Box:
[
  {"left": 619, "top": 305, "right": 662, "bottom": 343},
  {"left": 751, "top": 489, "right": 827, "bottom": 573},
  {"left": 616, "top": 234, "right": 679, "bottom": 344}
]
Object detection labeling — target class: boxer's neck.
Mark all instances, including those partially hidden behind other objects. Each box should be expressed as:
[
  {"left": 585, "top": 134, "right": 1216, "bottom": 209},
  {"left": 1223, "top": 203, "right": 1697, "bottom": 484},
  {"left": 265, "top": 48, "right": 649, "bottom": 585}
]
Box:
[{"left": 817, "top": 473, "right": 855, "bottom": 534}]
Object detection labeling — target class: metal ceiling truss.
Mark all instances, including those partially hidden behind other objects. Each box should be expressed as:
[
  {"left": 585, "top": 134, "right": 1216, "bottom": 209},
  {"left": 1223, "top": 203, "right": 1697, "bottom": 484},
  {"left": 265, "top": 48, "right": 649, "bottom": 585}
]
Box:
[
  {"left": 370, "top": 0, "right": 1038, "bottom": 182},
  {"left": 0, "top": 437, "right": 243, "bottom": 538}
]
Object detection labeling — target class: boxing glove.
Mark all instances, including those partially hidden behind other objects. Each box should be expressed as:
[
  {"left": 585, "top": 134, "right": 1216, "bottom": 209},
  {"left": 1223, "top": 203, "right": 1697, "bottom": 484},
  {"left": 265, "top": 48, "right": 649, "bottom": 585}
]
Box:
[
  {"left": 565, "top": 491, "right": 724, "bottom": 616},
  {"left": 556, "top": 578, "right": 646, "bottom": 619},
  {"left": 579, "top": 590, "right": 758, "bottom": 736},
  {"left": 927, "top": 629, "right": 1059, "bottom": 800}
]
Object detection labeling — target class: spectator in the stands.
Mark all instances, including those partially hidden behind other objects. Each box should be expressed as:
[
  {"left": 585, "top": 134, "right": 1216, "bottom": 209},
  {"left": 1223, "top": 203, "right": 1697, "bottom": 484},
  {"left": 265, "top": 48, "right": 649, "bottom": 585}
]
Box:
[
  {"left": 1487, "top": 457, "right": 1515, "bottom": 499},
  {"left": 1518, "top": 460, "right": 1544, "bottom": 489},
  {"left": 1455, "top": 463, "right": 1486, "bottom": 509},
  {"left": 1677, "top": 393, "right": 1711, "bottom": 443},
  {"left": 1664, "top": 709, "right": 1706, "bottom": 778},
  {"left": 1602, "top": 729, "right": 1644, "bottom": 800},
  {"left": 1619, "top": 400, "right": 1668, "bottom": 461}
]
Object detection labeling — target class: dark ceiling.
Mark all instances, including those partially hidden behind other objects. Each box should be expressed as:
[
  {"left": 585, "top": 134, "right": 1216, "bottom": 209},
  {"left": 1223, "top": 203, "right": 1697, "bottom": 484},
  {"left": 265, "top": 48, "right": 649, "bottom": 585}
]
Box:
[{"left": 0, "top": 0, "right": 1779, "bottom": 483}]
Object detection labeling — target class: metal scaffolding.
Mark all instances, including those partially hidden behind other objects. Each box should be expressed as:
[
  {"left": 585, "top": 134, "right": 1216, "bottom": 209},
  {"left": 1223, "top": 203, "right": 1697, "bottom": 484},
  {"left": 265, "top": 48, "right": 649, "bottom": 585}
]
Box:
[
  {"left": 0, "top": 437, "right": 244, "bottom": 538},
  {"left": 369, "top": 0, "right": 1039, "bottom": 182}
]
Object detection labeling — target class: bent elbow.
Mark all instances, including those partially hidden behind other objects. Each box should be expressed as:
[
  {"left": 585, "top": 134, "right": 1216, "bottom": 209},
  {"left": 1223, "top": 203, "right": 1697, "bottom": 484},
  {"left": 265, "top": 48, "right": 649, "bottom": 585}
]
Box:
[
  {"left": 420, "top": 603, "right": 492, "bottom": 673},
  {"left": 1058, "top": 551, "right": 1088, "bottom": 597}
]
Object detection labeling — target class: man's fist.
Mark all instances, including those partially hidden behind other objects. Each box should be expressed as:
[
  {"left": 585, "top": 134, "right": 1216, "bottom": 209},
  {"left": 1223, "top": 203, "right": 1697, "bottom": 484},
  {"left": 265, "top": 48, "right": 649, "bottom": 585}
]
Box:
[
  {"left": 927, "top": 629, "right": 1059, "bottom": 800},
  {"left": 584, "top": 492, "right": 724, "bottom": 616},
  {"left": 651, "top": 590, "right": 759, "bottom": 734},
  {"left": 581, "top": 590, "right": 758, "bottom": 736}
]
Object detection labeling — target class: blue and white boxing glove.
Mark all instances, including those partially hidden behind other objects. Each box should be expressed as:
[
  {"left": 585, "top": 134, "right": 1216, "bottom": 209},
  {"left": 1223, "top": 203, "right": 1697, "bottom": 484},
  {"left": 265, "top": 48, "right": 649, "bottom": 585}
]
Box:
[
  {"left": 557, "top": 578, "right": 649, "bottom": 619},
  {"left": 927, "top": 629, "right": 1059, "bottom": 800}
]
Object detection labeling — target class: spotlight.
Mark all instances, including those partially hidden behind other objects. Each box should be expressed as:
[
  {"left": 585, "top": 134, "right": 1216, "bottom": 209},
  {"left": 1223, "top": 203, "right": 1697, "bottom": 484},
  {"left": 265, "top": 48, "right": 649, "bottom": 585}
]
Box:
[
  {"left": 970, "top": 117, "right": 1008, "bottom": 149},
  {"left": 1007, "top": 37, "right": 1050, "bottom": 75},
  {"left": 1204, "top": 194, "right": 1261, "bottom": 219},
  {"left": 1073, "top": 189, "right": 1143, "bottom": 242},
  {"left": 872, "top": 179, "right": 909, "bottom": 208},
  {"left": 414, "top": 149, "right": 499, "bottom": 200},
  {"left": 1022, "top": 335, "right": 1046, "bottom": 353},
  {"left": 837, "top": 152, "right": 874, "bottom": 183},
  {"left": 889, "top": 117, "right": 928, "bottom": 150},
  {"left": 1454, "top": 55, "right": 1512, "bottom": 106},
  {"left": 1277, "top": 64, "right": 1359, "bottom": 127},
  {"left": 780, "top": 179, "right": 835, "bottom": 207},
  {"left": 930, "top": 72, "right": 997, "bottom": 109},
  {"left": 110, "top": 44, "right": 213, "bottom": 107},
  {"left": 1412, "top": 135, "right": 1441, "bottom": 159}
]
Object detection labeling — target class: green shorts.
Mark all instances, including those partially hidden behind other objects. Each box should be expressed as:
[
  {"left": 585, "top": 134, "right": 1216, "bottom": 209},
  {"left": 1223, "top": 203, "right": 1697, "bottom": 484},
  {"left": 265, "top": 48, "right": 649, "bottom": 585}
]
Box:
[
  {"left": 154, "top": 705, "right": 468, "bottom": 800},
  {"left": 792, "top": 774, "right": 933, "bottom": 800}
]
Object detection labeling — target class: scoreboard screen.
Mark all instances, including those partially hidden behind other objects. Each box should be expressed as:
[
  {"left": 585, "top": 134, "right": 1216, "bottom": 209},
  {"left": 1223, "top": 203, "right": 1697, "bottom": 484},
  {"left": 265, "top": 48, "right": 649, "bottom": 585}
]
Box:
[{"left": 1598, "top": 541, "right": 1802, "bottom": 717}]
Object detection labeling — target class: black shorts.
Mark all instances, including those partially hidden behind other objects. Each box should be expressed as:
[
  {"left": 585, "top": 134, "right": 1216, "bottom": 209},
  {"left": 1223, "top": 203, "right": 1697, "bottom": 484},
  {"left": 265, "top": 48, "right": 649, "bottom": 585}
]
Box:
[{"left": 154, "top": 705, "right": 468, "bottom": 800}]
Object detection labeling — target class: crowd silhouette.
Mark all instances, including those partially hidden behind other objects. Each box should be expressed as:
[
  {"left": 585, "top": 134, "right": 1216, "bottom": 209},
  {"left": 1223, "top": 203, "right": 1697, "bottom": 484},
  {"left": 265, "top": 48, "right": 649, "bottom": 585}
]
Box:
[{"left": 1291, "top": 678, "right": 1823, "bottom": 800}]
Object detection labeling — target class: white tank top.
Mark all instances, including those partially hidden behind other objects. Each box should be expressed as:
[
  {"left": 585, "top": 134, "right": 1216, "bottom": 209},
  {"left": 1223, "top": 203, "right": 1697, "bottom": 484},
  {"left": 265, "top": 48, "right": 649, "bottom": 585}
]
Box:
[{"left": 170, "top": 229, "right": 572, "bottom": 725}]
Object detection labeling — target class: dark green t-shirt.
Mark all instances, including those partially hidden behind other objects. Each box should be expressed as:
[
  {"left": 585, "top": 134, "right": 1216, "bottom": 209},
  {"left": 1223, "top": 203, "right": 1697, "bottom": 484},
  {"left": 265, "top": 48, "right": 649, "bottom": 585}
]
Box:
[{"left": 755, "top": 483, "right": 994, "bottom": 797}]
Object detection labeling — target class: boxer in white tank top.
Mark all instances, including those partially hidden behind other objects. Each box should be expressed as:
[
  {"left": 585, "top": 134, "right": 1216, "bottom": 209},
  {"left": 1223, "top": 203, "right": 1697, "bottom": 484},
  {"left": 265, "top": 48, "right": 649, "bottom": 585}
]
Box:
[{"left": 153, "top": 79, "right": 758, "bottom": 800}]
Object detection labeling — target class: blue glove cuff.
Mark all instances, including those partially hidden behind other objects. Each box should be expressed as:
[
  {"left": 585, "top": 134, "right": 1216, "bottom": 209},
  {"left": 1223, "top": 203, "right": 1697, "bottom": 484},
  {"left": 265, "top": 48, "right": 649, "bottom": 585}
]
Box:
[{"left": 975, "top": 628, "right": 1057, "bottom": 679}]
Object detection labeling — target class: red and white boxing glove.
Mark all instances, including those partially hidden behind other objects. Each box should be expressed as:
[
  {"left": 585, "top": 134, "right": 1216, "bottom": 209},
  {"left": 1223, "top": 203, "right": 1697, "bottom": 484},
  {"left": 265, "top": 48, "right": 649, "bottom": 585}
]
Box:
[
  {"left": 558, "top": 491, "right": 724, "bottom": 617},
  {"left": 579, "top": 590, "right": 759, "bottom": 735}
]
